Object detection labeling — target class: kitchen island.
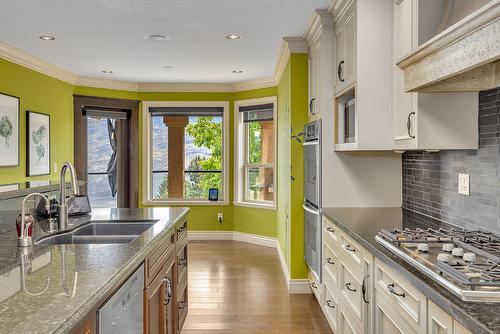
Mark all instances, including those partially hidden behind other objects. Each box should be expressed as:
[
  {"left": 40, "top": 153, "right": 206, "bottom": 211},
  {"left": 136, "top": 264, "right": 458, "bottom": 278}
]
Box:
[{"left": 0, "top": 207, "right": 189, "bottom": 333}]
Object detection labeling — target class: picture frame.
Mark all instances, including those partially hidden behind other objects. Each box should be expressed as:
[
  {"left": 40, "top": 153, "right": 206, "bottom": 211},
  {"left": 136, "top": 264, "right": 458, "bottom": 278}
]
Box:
[
  {"left": 26, "top": 111, "right": 50, "bottom": 176},
  {"left": 0, "top": 93, "right": 20, "bottom": 167},
  {"left": 0, "top": 183, "right": 20, "bottom": 193}
]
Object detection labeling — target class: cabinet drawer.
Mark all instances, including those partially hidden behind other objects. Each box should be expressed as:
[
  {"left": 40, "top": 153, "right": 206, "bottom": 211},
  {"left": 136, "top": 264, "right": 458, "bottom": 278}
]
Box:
[
  {"left": 375, "top": 258, "right": 426, "bottom": 332},
  {"left": 340, "top": 233, "right": 363, "bottom": 272},
  {"left": 308, "top": 271, "right": 322, "bottom": 303},
  {"left": 340, "top": 261, "right": 363, "bottom": 323},
  {"left": 428, "top": 300, "right": 452, "bottom": 334},
  {"left": 323, "top": 217, "right": 341, "bottom": 251},
  {"left": 176, "top": 221, "right": 188, "bottom": 247},
  {"left": 374, "top": 289, "right": 418, "bottom": 334},
  {"left": 146, "top": 233, "right": 175, "bottom": 286},
  {"left": 322, "top": 281, "right": 339, "bottom": 332},
  {"left": 339, "top": 302, "right": 363, "bottom": 334},
  {"left": 177, "top": 244, "right": 188, "bottom": 286},
  {"left": 323, "top": 243, "right": 340, "bottom": 289},
  {"left": 177, "top": 287, "right": 188, "bottom": 333}
]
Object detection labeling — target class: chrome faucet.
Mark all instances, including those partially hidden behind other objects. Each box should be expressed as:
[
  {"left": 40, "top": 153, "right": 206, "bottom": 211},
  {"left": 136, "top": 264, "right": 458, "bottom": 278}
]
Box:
[
  {"left": 59, "top": 162, "right": 80, "bottom": 230},
  {"left": 18, "top": 193, "right": 50, "bottom": 247}
]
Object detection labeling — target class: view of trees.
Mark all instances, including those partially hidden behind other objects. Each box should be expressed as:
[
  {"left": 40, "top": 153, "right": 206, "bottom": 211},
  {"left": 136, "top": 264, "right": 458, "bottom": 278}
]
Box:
[{"left": 156, "top": 116, "right": 223, "bottom": 199}]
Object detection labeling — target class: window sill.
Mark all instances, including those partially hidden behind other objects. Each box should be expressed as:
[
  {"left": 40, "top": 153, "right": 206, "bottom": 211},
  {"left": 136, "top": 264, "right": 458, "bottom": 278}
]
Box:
[
  {"left": 233, "top": 201, "right": 277, "bottom": 211},
  {"left": 143, "top": 200, "right": 230, "bottom": 207}
]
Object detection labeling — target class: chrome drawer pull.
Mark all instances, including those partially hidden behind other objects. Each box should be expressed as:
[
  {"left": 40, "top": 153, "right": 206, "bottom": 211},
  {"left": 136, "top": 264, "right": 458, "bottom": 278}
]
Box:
[
  {"left": 326, "top": 227, "right": 335, "bottom": 233},
  {"left": 326, "top": 258, "right": 335, "bottom": 265},
  {"left": 326, "top": 300, "right": 335, "bottom": 309},
  {"left": 344, "top": 244, "right": 356, "bottom": 252},
  {"left": 311, "top": 282, "right": 317, "bottom": 289},
  {"left": 387, "top": 283, "right": 406, "bottom": 298},
  {"left": 345, "top": 282, "right": 356, "bottom": 292}
]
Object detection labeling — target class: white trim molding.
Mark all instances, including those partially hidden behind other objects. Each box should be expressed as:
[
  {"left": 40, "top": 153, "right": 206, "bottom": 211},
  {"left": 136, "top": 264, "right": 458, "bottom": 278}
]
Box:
[
  {"left": 141, "top": 100, "right": 230, "bottom": 206},
  {"left": 188, "top": 230, "right": 311, "bottom": 294}
]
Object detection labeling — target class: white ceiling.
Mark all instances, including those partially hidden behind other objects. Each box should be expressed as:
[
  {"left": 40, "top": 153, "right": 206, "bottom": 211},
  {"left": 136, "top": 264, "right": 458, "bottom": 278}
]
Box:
[{"left": 0, "top": 0, "right": 330, "bottom": 83}]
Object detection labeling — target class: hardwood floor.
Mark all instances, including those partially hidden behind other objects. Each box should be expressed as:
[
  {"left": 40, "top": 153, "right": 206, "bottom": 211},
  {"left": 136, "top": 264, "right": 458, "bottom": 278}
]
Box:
[{"left": 182, "top": 241, "right": 333, "bottom": 334}]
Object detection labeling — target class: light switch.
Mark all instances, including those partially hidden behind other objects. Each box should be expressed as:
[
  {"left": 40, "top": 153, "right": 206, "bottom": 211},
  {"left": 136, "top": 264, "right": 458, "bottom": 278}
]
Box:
[
  {"left": 53, "top": 162, "right": 58, "bottom": 173},
  {"left": 458, "top": 173, "right": 470, "bottom": 196}
]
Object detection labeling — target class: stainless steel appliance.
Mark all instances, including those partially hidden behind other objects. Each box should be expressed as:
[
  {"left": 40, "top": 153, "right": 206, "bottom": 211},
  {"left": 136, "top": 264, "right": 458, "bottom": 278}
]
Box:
[
  {"left": 376, "top": 227, "right": 500, "bottom": 302},
  {"left": 98, "top": 263, "right": 144, "bottom": 333},
  {"left": 303, "top": 120, "right": 321, "bottom": 281}
]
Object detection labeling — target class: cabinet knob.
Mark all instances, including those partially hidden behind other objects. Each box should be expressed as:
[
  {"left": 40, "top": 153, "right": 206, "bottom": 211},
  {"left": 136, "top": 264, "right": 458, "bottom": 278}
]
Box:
[
  {"left": 345, "top": 282, "right": 356, "bottom": 292},
  {"left": 326, "top": 300, "right": 335, "bottom": 309},
  {"left": 326, "top": 257, "right": 335, "bottom": 265},
  {"left": 326, "top": 226, "right": 335, "bottom": 233},
  {"left": 344, "top": 244, "right": 356, "bottom": 252}
]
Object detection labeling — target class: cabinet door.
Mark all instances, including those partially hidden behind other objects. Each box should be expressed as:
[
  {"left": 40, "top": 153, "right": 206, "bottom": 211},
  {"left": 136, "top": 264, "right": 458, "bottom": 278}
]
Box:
[
  {"left": 342, "top": 9, "right": 356, "bottom": 89},
  {"left": 164, "top": 262, "right": 175, "bottom": 334},
  {"left": 309, "top": 40, "right": 321, "bottom": 117},
  {"left": 145, "top": 271, "right": 166, "bottom": 334},
  {"left": 428, "top": 301, "right": 453, "bottom": 334},
  {"left": 393, "top": 0, "right": 417, "bottom": 145},
  {"left": 453, "top": 320, "right": 472, "bottom": 334},
  {"left": 334, "top": 22, "right": 345, "bottom": 91}
]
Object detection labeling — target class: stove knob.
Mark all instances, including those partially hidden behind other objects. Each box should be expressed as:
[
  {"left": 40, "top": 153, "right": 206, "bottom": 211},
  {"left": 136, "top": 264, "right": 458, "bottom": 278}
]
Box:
[
  {"left": 437, "top": 253, "right": 450, "bottom": 262},
  {"left": 442, "top": 243, "right": 455, "bottom": 252},
  {"left": 463, "top": 252, "right": 476, "bottom": 262},
  {"left": 417, "top": 243, "right": 429, "bottom": 252},
  {"left": 452, "top": 247, "right": 464, "bottom": 257}
]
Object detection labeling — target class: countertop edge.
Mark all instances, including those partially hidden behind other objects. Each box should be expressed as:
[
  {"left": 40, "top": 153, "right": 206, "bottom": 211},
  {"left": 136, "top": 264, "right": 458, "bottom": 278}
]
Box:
[
  {"left": 322, "top": 209, "right": 494, "bottom": 334},
  {"left": 52, "top": 208, "right": 189, "bottom": 333}
]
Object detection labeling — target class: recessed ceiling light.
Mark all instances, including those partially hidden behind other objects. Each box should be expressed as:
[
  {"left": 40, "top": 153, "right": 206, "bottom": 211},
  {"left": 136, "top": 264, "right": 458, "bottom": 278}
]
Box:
[
  {"left": 102, "top": 70, "right": 113, "bottom": 74},
  {"left": 145, "top": 34, "right": 169, "bottom": 42},
  {"left": 39, "top": 35, "right": 55, "bottom": 41},
  {"left": 163, "top": 65, "right": 175, "bottom": 69},
  {"left": 233, "top": 70, "right": 244, "bottom": 74},
  {"left": 226, "top": 34, "right": 241, "bottom": 40}
]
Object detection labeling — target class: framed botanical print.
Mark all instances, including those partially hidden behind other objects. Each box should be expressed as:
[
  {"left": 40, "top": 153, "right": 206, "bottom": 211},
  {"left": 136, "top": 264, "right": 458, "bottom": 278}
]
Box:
[
  {"left": 27, "top": 111, "right": 50, "bottom": 176},
  {"left": 0, "top": 93, "right": 20, "bottom": 167}
]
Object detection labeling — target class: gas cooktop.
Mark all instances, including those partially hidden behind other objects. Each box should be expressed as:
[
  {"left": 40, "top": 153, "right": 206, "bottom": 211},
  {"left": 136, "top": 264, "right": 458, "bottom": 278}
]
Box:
[{"left": 376, "top": 227, "right": 500, "bottom": 302}]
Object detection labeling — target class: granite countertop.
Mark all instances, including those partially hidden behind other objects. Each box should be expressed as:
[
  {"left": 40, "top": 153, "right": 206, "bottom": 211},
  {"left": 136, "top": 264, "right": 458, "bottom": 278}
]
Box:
[
  {"left": 0, "top": 207, "right": 189, "bottom": 334},
  {"left": 322, "top": 207, "right": 500, "bottom": 334}
]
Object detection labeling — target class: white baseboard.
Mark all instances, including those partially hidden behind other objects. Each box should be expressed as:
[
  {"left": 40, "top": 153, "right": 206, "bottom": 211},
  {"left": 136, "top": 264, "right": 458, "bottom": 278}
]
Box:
[
  {"left": 289, "top": 279, "right": 313, "bottom": 294},
  {"left": 188, "top": 230, "right": 312, "bottom": 294}
]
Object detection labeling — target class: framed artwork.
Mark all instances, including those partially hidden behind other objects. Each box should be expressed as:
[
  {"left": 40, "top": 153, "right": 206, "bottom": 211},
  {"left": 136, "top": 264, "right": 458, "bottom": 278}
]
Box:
[
  {"left": 27, "top": 111, "right": 50, "bottom": 176},
  {"left": 0, "top": 183, "right": 19, "bottom": 193},
  {"left": 0, "top": 93, "right": 20, "bottom": 167}
]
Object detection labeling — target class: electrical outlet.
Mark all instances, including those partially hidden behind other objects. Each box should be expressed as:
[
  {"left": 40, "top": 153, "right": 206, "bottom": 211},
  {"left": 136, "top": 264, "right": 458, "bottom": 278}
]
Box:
[
  {"left": 53, "top": 162, "right": 58, "bottom": 173},
  {"left": 218, "top": 213, "right": 223, "bottom": 223},
  {"left": 458, "top": 173, "right": 470, "bottom": 196}
]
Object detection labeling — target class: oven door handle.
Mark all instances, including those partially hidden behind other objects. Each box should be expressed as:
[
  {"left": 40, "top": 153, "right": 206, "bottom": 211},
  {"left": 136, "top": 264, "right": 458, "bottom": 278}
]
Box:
[
  {"left": 303, "top": 141, "right": 319, "bottom": 147},
  {"left": 303, "top": 203, "right": 319, "bottom": 215}
]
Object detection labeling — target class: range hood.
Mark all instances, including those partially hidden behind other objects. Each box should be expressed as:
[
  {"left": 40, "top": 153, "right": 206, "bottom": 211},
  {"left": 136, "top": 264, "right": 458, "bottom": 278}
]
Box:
[{"left": 397, "top": 0, "right": 500, "bottom": 92}]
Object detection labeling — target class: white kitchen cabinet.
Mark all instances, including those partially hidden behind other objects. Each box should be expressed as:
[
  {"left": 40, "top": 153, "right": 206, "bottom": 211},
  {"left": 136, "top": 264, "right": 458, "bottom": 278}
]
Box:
[
  {"left": 392, "top": 0, "right": 478, "bottom": 151},
  {"left": 333, "top": 0, "right": 394, "bottom": 151},
  {"left": 333, "top": 1, "right": 356, "bottom": 94},
  {"left": 374, "top": 289, "right": 418, "bottom": 334},
  {"left": 307, "top": 9, "right": 334, "bottom": 120}
]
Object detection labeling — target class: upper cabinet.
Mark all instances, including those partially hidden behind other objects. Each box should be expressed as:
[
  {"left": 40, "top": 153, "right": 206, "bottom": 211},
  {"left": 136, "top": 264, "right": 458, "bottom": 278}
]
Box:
[
  {"left": 333, "top": 0, "right": 394, "bottom": 151},
  {"left": 333, "top": 5, "right": 356, "bottom": 94},
  {"left": 392, "top": 0, "right": 478, "bottom": 151},
  {"left": 307, "top": 9, "right": 334, "bottom": 120}
]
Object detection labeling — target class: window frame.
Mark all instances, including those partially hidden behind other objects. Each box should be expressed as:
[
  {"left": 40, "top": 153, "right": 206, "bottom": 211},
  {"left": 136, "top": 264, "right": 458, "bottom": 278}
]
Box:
[
  {"left": 234, "top": 96, "right": 277, "bottom": 210},
  {"left": 142, "top": 101, "right": 230, "bottom": 206}
]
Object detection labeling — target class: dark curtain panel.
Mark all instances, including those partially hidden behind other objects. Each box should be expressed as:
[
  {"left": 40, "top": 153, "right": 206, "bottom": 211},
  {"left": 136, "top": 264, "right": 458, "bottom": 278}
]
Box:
[{"left": 106, "top": 119, "right": 118, "bottom": 197}]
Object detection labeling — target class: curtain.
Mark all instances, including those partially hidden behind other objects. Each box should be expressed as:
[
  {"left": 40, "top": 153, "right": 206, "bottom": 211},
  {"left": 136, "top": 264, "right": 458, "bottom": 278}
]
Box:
[{"left": 106, "top": 119, "right": 118, "bottom": 197}]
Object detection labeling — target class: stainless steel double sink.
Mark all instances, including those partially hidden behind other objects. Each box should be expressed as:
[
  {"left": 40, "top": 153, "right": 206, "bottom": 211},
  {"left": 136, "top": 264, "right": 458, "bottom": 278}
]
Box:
[{"left": 35, "top": 221, "right": 156, "bottom": 245}]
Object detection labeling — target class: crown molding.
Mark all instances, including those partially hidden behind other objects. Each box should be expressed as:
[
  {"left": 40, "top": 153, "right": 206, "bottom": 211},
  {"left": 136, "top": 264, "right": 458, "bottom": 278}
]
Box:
[
  {"left": 0, "top": 41, "right": 78, "bottom": 84},
  {"left": 75, "top": 76, "right": 139, "bottom": 91},
  {"left": 0, "top": 35, "right": 309, "bottom": 93},
  {"left": 304, "top": 9, "right": 334, "bottom": 44}
]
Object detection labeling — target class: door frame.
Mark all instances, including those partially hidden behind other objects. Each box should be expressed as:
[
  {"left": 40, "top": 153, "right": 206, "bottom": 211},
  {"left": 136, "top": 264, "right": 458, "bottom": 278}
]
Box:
[{"left": 73, "top": 95, "right": 140, "bottom": 208}]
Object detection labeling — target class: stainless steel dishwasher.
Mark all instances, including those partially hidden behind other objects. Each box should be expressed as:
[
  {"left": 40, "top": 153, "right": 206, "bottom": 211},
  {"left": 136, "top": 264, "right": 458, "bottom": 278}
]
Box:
[{"left": 97, "top": 263, "right": 144, "bottom": 333}]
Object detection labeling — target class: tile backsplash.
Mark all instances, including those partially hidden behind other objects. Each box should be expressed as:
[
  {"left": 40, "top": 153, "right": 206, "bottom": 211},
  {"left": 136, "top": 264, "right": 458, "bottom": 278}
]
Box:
[{"left": 403, "top": 87, "right": 500, "bottom": 233}]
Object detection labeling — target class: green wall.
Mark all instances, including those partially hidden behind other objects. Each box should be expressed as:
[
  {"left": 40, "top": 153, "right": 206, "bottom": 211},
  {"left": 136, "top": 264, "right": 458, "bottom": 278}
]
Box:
[
  {"left": 1, "top": 54, "right": 309, "bottom": 278},
  {"left": 0, "top": 58, "right": 74, "bottom": 184},
  {"left": 277, "top": 53, "right": 309, "bottom": 279}
]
